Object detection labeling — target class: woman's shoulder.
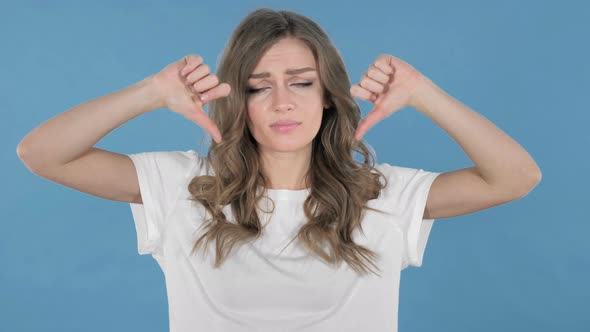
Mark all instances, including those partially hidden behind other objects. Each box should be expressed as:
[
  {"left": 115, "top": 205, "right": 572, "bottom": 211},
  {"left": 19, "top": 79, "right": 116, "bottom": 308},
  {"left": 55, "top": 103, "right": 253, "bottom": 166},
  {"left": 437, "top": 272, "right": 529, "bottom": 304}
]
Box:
[
  {"left": 128, "top": 149, "right": 212, "bottom": 177},
  {"left": 170, "top": 149, "right": 212, "bottom": 177},
  {"left": 372, "top": 161, "right": 441, "bottom": 191},
  {"left": 373, "top": 162, "right": 423, "bottom": 181}
]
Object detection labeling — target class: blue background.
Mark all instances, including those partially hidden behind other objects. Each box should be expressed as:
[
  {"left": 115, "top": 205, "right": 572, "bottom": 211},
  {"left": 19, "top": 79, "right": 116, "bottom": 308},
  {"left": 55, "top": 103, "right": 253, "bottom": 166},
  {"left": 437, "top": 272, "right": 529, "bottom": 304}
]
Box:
[{"left": 4, "top": 0, "right": 588, "bottom": 331}]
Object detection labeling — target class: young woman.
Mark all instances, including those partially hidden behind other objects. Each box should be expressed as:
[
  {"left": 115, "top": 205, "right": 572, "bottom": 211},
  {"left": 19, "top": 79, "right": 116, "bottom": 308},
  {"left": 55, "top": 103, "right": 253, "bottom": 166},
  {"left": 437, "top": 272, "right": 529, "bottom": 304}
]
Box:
[{"left": 17, "top": 8, "right": 541, "bottom": 332}]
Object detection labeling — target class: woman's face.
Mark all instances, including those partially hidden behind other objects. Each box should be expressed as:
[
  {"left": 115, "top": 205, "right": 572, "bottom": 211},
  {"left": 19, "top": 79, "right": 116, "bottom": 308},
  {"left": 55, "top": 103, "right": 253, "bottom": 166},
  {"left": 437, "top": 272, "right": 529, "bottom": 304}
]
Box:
[{"left": 246, "top": 37, "right": 326, "bottom": 153}]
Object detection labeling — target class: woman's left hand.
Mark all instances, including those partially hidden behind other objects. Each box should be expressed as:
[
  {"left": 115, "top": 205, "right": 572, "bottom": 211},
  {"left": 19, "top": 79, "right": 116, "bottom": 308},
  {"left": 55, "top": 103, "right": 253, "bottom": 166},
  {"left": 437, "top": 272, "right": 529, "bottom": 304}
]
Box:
[{"left": 350, "top": 54, "right": 427, "bottom": 141}]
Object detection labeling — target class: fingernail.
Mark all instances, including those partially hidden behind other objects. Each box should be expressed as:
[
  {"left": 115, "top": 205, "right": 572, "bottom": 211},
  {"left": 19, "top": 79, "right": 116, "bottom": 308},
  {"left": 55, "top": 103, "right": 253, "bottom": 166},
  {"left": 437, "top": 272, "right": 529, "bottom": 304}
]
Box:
[{"left": 200, "top": 94, "right": 208, "bottom": 101}]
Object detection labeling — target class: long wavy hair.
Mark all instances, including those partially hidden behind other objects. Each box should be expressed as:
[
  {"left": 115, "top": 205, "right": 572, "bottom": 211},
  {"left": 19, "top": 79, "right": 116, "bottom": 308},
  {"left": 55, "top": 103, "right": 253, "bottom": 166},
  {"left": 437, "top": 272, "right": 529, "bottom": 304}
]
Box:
[{"left": 187, "top": 8, "right": 388, "bottom": 276}]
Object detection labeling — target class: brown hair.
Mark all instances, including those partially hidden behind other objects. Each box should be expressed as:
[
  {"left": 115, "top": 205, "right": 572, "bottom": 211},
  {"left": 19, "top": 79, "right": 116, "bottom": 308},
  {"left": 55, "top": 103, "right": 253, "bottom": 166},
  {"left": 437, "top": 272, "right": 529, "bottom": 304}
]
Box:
[{"left": 187, "top": 8, "right": 388, "bottom": 276}]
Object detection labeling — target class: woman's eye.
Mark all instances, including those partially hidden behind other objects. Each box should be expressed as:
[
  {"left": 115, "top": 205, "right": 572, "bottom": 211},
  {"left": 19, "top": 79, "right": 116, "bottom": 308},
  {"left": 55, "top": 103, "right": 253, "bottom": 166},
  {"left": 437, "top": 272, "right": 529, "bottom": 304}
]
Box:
[
  {"left": 293, "top": 82, "right": 313, "bottom": 88},
  {"left": 246, "top": 87, "right": 266, "bottom": 94},
  {"left": 246, "top": 82, "right": 313, "bottom": 95}
]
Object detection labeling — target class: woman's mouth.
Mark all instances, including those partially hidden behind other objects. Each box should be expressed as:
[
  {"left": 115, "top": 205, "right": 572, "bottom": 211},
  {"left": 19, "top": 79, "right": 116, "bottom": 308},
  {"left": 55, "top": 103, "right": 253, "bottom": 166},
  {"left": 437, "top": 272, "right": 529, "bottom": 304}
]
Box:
[
  {"left": 270, "top": 120, "right": 301, "bottom": 133},
  {"left": 270, "top": 123, "right": 301, "bottom": 133}
]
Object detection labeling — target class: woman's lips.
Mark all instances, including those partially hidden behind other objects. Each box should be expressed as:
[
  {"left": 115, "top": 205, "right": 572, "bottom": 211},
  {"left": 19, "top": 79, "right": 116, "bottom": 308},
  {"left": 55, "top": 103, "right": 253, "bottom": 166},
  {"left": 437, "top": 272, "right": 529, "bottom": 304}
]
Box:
[{"left": 270, "top": 122, "right": 301, "bottom": 133}]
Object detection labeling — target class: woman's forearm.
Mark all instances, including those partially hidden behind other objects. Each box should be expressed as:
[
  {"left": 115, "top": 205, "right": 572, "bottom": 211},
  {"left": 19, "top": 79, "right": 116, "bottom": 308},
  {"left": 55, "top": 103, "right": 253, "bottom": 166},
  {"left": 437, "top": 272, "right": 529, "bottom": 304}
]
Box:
[
  {"left": 17, "top": 76, "right": 163, "bottom": 171},
  {"left": 409, "top": 78, "right": 542, "bottom": 191}
]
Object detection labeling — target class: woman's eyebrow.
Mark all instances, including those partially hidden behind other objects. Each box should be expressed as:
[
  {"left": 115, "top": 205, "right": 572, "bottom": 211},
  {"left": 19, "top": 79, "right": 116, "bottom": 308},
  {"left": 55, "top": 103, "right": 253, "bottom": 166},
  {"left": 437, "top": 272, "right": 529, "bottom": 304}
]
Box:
[{"left": 248, "top": 67, "right": 316, "bottom": 79}]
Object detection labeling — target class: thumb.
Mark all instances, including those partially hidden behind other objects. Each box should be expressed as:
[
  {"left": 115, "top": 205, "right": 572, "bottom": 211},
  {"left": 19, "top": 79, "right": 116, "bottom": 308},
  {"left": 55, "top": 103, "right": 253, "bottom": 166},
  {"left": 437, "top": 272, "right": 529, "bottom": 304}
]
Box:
[
  {"left": 185, "top": 96, "right": 223, "bottom": 143},
  {"left": 355, "top": 106, "right": 387, "bottom": 141}
]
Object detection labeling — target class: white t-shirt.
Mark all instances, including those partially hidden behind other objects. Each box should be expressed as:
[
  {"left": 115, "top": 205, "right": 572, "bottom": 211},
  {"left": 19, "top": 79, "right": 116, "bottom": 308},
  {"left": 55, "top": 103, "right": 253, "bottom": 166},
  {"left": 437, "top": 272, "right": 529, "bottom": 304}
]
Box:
[{"left": 128, "top": 149, "right": 441, "bottom": 332}]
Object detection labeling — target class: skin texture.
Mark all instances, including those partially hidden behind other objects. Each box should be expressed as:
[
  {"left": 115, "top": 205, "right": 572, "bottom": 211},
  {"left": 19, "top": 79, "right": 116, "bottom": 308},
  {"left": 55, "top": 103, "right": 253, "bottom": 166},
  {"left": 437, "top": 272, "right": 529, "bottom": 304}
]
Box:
[{"left": 245, "top": 37, "right": 327, "bottom": 190}]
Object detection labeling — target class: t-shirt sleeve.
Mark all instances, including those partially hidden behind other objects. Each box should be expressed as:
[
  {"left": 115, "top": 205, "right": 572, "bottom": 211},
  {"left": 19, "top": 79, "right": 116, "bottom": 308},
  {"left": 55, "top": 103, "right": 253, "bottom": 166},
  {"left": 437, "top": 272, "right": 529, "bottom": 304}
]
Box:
[
  {"left": 374, "top": 163, "right": 442, "bottom": 269},
  {"left": 127, "top": 149, "right": 199, "bottom": 256}
]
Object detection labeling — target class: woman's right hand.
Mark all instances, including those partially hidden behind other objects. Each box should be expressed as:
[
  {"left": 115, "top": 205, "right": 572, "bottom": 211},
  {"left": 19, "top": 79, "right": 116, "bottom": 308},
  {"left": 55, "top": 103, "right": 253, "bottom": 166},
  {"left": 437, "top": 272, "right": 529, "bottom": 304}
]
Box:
[{"left": 151, "top": 54, "right": 231, "bottom": 143}]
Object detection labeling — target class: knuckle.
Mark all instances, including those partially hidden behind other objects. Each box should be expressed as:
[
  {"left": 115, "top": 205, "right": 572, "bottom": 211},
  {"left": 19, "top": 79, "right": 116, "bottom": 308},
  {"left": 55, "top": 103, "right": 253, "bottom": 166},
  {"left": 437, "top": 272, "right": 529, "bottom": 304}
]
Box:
[{"left": 186, "top": 72, "right": 197, "bottom": 82}]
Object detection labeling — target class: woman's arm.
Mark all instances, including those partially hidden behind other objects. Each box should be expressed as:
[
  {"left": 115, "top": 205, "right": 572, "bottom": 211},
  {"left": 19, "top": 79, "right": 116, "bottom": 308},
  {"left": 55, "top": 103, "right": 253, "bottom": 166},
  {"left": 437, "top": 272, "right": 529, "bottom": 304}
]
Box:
[
  {"left": 16, "top": 77, "right": 162, "bottom": 203},
  {"left": 351, "top": 54, "right": 541, "bottom": 220},
  {"left": 412, "top": 77, "right": 541, "bottom": 219},
  {"left": 16, "top": 54, "right": 228, "bottom": 204},
  {"left": 17, "top": 76, "right": 162, "bottom": 171},
  {"left": 410, "top": 78, "right": 542, "bottom": 194}
]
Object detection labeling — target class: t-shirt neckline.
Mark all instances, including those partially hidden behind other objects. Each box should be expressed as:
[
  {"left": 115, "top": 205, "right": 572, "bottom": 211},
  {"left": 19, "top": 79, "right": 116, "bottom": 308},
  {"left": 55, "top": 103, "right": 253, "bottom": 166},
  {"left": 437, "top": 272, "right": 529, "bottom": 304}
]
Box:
[{"left": 263, "top": 187, "right": 311, "bottom": 201}]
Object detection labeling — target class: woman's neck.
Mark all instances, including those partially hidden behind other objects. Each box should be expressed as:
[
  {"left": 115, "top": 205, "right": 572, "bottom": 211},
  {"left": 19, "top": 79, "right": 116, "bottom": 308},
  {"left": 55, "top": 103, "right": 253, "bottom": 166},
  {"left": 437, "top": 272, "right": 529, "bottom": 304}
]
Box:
[{"left": 259, "top": 147, "right": 311, "bottom": 190}]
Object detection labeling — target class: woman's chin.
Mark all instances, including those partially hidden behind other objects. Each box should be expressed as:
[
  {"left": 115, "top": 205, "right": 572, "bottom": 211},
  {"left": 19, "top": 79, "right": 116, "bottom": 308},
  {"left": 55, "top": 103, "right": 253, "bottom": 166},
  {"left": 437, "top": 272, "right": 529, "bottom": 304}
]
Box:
[{"left": 262, "top": 137, "right": 313, "bottom": 153}]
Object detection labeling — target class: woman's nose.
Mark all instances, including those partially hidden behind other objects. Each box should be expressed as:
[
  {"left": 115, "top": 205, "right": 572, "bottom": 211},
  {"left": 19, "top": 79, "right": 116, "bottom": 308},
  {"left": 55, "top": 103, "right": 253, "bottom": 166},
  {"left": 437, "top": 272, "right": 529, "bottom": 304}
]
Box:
[{"left": 272, "top": 85, "right": 295, "bottom": 112}]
